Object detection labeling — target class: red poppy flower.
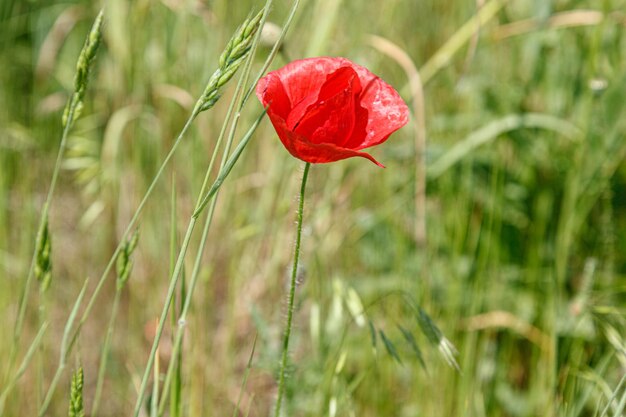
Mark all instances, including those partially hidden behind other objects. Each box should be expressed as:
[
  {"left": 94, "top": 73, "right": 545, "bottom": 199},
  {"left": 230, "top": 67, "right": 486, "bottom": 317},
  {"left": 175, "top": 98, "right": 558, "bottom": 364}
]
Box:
[{"left": 256, "top": 57, "right": 409, "bottom": 167}]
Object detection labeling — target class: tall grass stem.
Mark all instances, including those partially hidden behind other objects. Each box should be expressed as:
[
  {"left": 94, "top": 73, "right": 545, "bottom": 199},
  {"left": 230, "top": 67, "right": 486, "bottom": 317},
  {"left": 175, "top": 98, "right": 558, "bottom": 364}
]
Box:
[
  {"left": 9, "top": 9, "right": 104, "bottom": 378},
  {"left": 132, "top": 5, "right": 275, "bottom": 414},
  {"left": 157, "top": 0, "right": 303, "bottom": 412}
]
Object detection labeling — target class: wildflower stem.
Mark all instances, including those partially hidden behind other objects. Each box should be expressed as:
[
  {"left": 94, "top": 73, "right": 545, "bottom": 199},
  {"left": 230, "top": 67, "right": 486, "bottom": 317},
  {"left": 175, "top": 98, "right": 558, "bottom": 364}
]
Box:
[{"left": 273, "top": 161, "right": 311, "bottom": 417}]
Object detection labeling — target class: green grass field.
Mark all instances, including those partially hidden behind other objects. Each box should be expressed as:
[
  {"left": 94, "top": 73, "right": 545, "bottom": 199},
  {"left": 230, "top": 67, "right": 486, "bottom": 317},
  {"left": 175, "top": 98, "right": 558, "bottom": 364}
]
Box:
[{"left": 1, "top": 0, "right": 626, "bottom": 416}]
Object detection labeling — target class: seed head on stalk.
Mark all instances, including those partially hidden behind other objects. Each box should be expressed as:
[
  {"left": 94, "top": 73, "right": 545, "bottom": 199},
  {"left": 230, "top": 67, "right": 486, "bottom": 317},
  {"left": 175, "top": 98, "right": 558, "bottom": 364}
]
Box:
[
  {"left": 62, "top": 9, "right": 104, "bottom": 128},
  {"left": 196, "top": 11, "right": 263, "bottom": 113},
  {"left": 68, "top": 366, "right": 84, "bottom": 417},
  {"left": 35, "top": 215, "right": 52, "bottom": 293}
]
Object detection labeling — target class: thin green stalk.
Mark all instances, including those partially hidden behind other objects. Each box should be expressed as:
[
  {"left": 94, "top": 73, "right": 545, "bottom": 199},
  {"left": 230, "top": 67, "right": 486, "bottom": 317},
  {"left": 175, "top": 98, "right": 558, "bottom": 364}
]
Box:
[
  {"left": 170, "top": 174, "right": 178, "bottom": 280},
  {"left": 273, "top": 162, "right": 311, "bottom": 417},
  {"left": 132, "top": 102, "right": 261, "bottom": 416},
  {"left": 151, "top": 340, "right": 160, "bottom": 417},
  {"left": 9, "top": 10, "right": 104, "bottom": 380},
  {"left": 149, "top": 5, "right": 271, "bottom": 409},
  {"left": 66, "top": 6, "right": 265, "bottom": 362},
  {"left": 134, "top": 65, "right": 259, "bottom": 415},
  {"left": 156, "top": 111, "right": 265, "bottom": 416},
  {"left": 133, "top": 8, "right": 271, "bottom": 417},
  {"left": 158, "top": 103, "right": 238, "bottom": 417},
  {"left": 233, "top": 334, "right": 258, "bottom": 417},
  {"left": 9, "top": 103, "right": 74, "bottom": 377},
  {"left": 90, "top": 289, "right": 122, "bottom": 416},
  {"left": 169, "top": 175, "right": 182, "bottom": 417},
  {"left": 0, "top": 322, "right": 48, "bottom": 414},
  {"left": 157, "top": 0, "right": 304, "bottom": 412},
  {"left": 37, "top": 278, "right": 89, "bottom": 417},
  {"left": 36, "top": 290, "right": 47, "bottom": 406},
  {"left": 600, "top": 373, "right": 626, "bottom": 417},
  {"left": 131, "top": 218, "right": 197, "bottom": 417},
  {"left": 67, "top": 114, "right": 198, "bottom": 354}
]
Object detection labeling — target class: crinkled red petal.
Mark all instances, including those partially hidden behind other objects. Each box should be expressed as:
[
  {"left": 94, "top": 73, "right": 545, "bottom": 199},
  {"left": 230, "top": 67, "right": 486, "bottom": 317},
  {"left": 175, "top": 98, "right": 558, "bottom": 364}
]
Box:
[
  {"left": 291, "top": 67, "right": 361, "bottom": 145},
  {"left": 266, "top": 111, "right": 384, "bottom": 167}
]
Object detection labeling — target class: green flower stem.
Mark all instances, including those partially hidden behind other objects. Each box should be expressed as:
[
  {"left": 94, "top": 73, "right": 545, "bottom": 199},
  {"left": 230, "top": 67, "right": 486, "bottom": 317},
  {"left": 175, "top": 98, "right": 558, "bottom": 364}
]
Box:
[{"left": 274, "top": 161, "right": 311, "bottom": 417}]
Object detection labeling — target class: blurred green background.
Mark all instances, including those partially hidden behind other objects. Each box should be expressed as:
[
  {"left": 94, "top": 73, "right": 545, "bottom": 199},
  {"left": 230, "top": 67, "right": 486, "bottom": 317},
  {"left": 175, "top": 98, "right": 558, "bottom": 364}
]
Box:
[{"left": 1, "top": 0, "right": 626, "bottom": 416}]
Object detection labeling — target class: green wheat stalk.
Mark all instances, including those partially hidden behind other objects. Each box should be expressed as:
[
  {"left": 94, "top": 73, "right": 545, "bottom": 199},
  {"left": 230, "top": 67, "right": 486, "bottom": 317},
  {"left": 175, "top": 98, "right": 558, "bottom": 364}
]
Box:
[
  {"left": 90, "top": 230, "right": 139, "bottom": 416},
  {"left": 37, "top": 279, "right": 90, "bottom": 417},
  {"left": 169, "top": 176, "right": 183, "bottom": 417},
  {"left": 130, "top": 10, "right": 267, "bottom": 417},
  {"left": 9, "top": 10, "right": 104, "bottom": 380},
  {"left": 0, "top": 322, "right": 48, "bottom": 413},
  {"left": 45, "top": 13, "right": 267, "bottom": 412},
  {"left": 35, "top": 216, "right": 52, "bottom": 408},
  {"left": 30, "top": 9, "right": 268, "bottom": 414}
]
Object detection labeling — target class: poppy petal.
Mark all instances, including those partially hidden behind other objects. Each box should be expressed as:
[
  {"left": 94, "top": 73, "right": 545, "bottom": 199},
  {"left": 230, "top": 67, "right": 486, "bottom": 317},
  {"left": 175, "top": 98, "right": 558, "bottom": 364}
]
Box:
[
  {"left": 347, "top": 65, "right": 409, "bottom": 150},
  {"left": 267, "top": 57, "right": 347, "bottom": 108},
  {"left": 291, "top": 67, "right": 361, "bottom": 145},
  {"left": 266, "top": 111, "right": 384, "bottom": 167},
  {"left": 256, "top": 72, "right": 291, "bottom": 119}
]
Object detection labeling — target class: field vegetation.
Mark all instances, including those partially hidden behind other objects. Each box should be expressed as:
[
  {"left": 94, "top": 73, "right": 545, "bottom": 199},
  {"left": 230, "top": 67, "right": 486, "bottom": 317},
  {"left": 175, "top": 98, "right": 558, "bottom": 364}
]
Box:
[{"left": 1, "top": 0, "right": 626, "bottom": 416}]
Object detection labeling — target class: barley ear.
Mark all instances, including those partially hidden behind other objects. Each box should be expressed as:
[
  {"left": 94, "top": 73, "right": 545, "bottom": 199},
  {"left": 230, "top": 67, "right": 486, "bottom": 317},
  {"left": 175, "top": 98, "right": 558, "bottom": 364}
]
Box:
[
  {"left": 197, "top": 11, "right": 263, "bottom": 113},
  {"left": 68, "top": 366, "right": 84, "bottom": 417},
  {"left": 62, "top": 9, "right": 104, "bottom": 128}
]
